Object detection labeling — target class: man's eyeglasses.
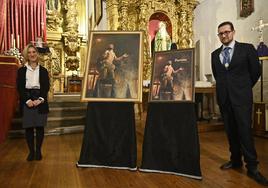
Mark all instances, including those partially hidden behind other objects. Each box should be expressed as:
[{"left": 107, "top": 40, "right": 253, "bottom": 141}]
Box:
[{"left": 217, "top": 30, "right": 233, "bottom": 37}]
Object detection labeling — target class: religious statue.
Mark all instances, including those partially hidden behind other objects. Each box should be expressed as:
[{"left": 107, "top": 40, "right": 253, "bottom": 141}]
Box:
[{"left": 154, "top": 21, "right": 171, "bottom": 51}]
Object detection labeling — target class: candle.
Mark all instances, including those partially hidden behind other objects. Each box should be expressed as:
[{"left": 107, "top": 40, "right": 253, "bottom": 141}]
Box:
[
  {"left": 41, "top": 22, "right": 44, "bottom": 37},
  {"left": 13, "top": 38, "right": 16, "bottom": 48},
  {"left": 17, "top": 35, "right": 20, "bottom": 48},
  {"left": 41, "top": 22, "right": 44, "bottom": 30},
  {"left": 11, "top": 34, "right": 14, "bottom": 48}
]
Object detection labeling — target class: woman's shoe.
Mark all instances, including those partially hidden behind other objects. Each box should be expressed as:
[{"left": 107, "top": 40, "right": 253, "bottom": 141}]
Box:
[
  {"left": 35, "top": 151, "right": 42, "bottom": 160},
  {"left": 27, "top": 152, "right": 34, "bottom": 161}
]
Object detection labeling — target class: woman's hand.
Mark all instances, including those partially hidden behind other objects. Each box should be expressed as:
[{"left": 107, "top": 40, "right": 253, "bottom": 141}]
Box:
[
  {"left": 26, "top": 100, "right": 34, "bottom": 108},
  {"left": 33, "top": 100, "right": 42, "bottom": 106}
]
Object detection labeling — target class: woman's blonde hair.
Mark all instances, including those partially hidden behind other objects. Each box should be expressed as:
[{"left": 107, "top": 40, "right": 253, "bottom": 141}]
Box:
[{"left": 22, "top": 43, "right": 40, "bottom": 63}]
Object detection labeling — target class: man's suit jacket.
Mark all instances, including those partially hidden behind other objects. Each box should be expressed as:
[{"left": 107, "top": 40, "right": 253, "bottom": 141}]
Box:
[
  {"left": 17, "top": 65, "right": 50, "bottom": 114},
  {"left": 211, "top": 41, "right": 261, "bottom": 106}
]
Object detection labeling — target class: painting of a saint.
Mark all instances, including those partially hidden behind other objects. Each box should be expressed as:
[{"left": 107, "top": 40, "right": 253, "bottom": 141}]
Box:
[
  {"left": 81, "top": 31, "right": 143, "bottom": 102},
  {"left": 150, "top": 49, "right": 195, "bottom": 102}
]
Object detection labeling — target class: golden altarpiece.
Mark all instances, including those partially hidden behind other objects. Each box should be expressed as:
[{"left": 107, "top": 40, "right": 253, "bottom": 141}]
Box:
[{"left": 44, "top": 0, "right": 198, "bottom": 98}]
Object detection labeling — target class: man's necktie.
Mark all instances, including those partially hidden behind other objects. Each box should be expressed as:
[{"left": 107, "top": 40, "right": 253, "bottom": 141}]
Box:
[{"left": 222, "top": 47, "right": 231, "bottom": 69}]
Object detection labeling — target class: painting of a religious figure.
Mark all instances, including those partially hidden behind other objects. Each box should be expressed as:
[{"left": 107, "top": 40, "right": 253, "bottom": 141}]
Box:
[
  {"left": 240, "top": 0, "right": 254, "bottom": 17},
  {"left": 81, "top": 31, "right": 143, "bottom": 102},
  {"left": 149, "top": 49, "right": 195, "bottom": 102}
]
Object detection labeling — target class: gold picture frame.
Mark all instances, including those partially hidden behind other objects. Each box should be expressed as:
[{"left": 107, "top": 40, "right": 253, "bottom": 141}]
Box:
[
  {"left": 94, "top": 0, "right": 103, "bottom": 26},
  {"left": 81, "top": 31, "right": 143, "bottom": 102},
  {"left": 149, "top": 48, "right": 195, "bottom": 102}
]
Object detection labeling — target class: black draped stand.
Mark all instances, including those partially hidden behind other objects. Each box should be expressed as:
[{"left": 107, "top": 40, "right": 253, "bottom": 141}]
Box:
[
  {"left": 140, "top": 103, "right": 202, "bottom": 180},
  {"left": 77, "top": 102, "right": 137, "bottom": 170}
]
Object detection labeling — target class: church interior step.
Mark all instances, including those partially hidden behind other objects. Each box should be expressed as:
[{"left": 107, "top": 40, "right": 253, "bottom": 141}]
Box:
[{"left": 9, "top": 98, "right": 87, "bottom": 137}]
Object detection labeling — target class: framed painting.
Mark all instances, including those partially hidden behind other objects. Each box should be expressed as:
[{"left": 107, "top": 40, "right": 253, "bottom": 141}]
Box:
[
  {"left": 149, "top": 48, "right": 195, "bottom": 102},
  {"left": 240, "top": 0, "right": 254, "bottom": 17},
  {"left": 81, "top": 31, "right": 143, "bottom": 102},
  {"left": 94, "top": 0, "right": 103, "bottom": 26}
]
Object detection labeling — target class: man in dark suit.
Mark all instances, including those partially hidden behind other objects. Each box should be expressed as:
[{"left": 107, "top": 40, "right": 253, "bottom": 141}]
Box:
[{"left": 211, "top": 21, "right": 268, "bottom": 186}]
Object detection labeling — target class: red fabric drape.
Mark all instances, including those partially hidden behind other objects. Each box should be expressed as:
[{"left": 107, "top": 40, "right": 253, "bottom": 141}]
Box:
[
  {"left": 0, "top": 0, "right": 7, "bottom": 53},
  {"left": 0, "top": 0, "right": 46, "bottom": 54}
]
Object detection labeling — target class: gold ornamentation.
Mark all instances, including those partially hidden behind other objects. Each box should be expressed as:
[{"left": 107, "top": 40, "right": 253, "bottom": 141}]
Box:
[
  {"left": 106, "top": 0, "right": 120, "bottom": 30},
  {"left": 65, "top": 56, "right": 80, "bottom": 71},
  {"left": 48, "top": 45, "right": 62, "bottom": 75},
  {"left": 46, "top": 10, "right": 63, "bottom": 32},
  {"left": 62, "top": 0, "right": 81, "bottom": 71},
  {"left": 46, "top": 41, "right": 65, "bottom": 93},
  {"left": 63, "top": 31, "right": 81, "bottom": 55},
  {"left": 178, "top": 11, "right": 189, "bottom": 49},
  {"left": 46, "top": 0, "right": 62, "bottom": 32},
  {"left": 106, "top": 0, "right": 198, "bottom": 80},
  {"left": 45, "top": 0, "right": 197, "bottom": 93},
  {"left": 39, "top": 51, "right": 54, "bottom": 99}
]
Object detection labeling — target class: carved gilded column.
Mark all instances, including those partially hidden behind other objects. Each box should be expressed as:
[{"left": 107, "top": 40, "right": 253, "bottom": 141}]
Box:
[
  {"left": 187, "top": 0, "right": 199, "bottom": 48},
  {"left": 118, "top": 0, "right": 128, "bottom": 30},
  {"left": 46, "top": 12, "right": 63, "bottom": 33},
  {"left": 177, "top": 0, "right": 190, "bottom": 49},
  {"left": 138, "top": 3, "right": 147, "bottom": 30},
  {"left": 46, "top": 0, "right": 64, "bottom": 95},
  {"left": 62, "top": 0, "right": 81, "bottom": 72},
  {"left": 39, "top": 52, "right": 54, "bottom": 99},
  {"left": 138, "top": 2, "right": 151, "bottom": 80},
  {"left": 106, "top": 0, "right": 119, "bottom": 30}
]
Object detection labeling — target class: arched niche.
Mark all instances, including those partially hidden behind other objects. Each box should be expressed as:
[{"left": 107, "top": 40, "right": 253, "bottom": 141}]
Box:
[{"left": 149, "top": 12, "right": 172, "bottom": 55}]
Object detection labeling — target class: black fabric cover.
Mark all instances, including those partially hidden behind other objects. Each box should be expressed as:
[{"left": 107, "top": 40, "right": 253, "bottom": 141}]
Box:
[
  {"left": 140, "top": 103, "right": 202, "bottom": 179},
  {"left": 77, "top": 102, "right": 137, "bottom": 169}
]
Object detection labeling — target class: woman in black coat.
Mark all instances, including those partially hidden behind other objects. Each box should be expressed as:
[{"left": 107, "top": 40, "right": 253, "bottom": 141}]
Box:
[{"left": 17, "top": 44, "right": 50, "bottom": 161}]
